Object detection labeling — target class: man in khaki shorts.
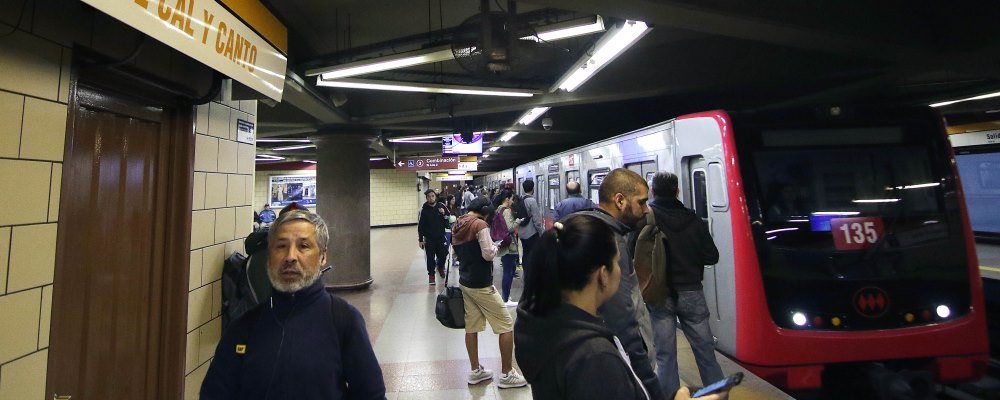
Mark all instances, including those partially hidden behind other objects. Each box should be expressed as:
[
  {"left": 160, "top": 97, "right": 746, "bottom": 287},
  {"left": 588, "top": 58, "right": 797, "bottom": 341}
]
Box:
[{"left": 451, "top": 197, "right": 528, "bottom": 389}]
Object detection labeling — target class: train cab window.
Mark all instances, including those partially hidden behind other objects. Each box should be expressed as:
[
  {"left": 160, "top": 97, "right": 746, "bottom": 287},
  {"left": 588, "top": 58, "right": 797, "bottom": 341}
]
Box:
[
  {"left": 708, "top": 162, "right": 728, "bottom": 209},
  {"left": 691, "top": 169, "right": 708, "bottom": 220},
  {"left": 955, "top": 149, "right": 1000, "bottom": 236},
  {"left": 588, "top": 168, "right": 610, "bottom": 202}
]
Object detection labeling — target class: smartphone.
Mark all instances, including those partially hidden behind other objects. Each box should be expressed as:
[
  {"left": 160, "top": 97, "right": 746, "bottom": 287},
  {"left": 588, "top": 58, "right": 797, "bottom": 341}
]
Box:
[{"left": 691, "top": 372, "right": 743, "bottom": 397}]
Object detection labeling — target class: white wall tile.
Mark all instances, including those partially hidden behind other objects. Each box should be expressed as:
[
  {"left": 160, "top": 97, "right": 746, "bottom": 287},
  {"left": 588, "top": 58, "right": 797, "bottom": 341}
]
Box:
[
  {"left": 0, "top": 90, "right": 24, "bottom": 158},
  {"left": 207, "top": 102, "right": 230, "bottom": 139},
  {"left": 185, "top": 330, "right": 200, "bottom": 374},
  {"left": 214, "top": 207, "right": 236, "bottom": 244},
  {"left": 201, "top": 244, "right": 225, "bottom": 284},
  {"left": 217, "top": 140, "right": 238, "bottom": 174},
  {"left": 226, "top": 174, "right": 245, "bottom": 207},
  {"left": 0, "top": 227, "right": 7, "bottom": 294},
  {"left": 195, "top": 103, "right": 209, "bottom": 135},
  {"left": 186, "top": 285, "right": 212, "bottom": 332},
  {"left": 0, "top": 289, "right": 42, "bottom": 364},
  {"left": 237, "top": 143, "right": 255, "bottom": 175},
  {"left": 0, "top": 31, "right": 62, "bottom": 101},
  {"left": 198, "top": 318, "right": 222, "bottom": 364},
  {"left": 194, "top": 134, "right": 219, "bottom": 173},
  {"left": 0, "top": 159, "right": 51, "bottom": 226},
  {"left": 235, "top": 206, "right": 253, "bottom": 239},
  {"left": 192, "top": 172, "right": 207, "bottom": 210},
  {"left": 204, "top": 173, "right": 228, "bottom": 209},
  {"left": 39, "top": 285, "right": 52, "bottom": 348},
  {"left": 7, "top": 223, "right": 58, "bottom": 292},
  {"left": 0, "top": 349, "right": 47, "bottom": 400},
  {"left": 20, "top": 97, "right": 66, "bottom": 161},
  {"left": 189, "top": 249, "right": 203, "bottom": 290},
  {"left": 191, "top": 210, "right": 216, "bottom": 250}
]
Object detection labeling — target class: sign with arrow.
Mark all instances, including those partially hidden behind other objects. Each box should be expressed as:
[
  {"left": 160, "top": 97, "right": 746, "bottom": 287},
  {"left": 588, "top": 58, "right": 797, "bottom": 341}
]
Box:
[{"left": 395, "top": 156, "right": 459, "bottom": 171}]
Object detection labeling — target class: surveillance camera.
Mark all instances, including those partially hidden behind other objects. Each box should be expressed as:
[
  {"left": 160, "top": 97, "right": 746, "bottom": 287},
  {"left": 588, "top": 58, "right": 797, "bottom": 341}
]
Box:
[{"left": 542, "top": 117, "right": 553, "bottom": 130}]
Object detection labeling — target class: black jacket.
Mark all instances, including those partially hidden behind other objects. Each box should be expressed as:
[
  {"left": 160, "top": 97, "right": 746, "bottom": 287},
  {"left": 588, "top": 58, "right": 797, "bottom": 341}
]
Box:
[
  {"left": 200, "top": 280, "right": 386, "bottom": 400},
  {"left": 417, "top": 201, "right": 449, "bottom": 242},
  {"left": 650, "top": 198, "right": 720, "bottom": 291},
  {"left": 514, "top": 304, "right": 648, "bottom": 400}
]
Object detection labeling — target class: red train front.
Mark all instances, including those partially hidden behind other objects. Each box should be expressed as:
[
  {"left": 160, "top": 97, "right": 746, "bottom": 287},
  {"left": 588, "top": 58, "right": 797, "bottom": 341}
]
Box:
[{"left": 710, "top": 107, "right": 989, "bottom": 390}]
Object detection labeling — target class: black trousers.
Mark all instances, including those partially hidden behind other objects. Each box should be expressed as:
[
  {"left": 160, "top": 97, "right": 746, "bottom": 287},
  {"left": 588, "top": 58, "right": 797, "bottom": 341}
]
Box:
[{"left": 424, "top": 238, "right": 448, "bottom": 275}]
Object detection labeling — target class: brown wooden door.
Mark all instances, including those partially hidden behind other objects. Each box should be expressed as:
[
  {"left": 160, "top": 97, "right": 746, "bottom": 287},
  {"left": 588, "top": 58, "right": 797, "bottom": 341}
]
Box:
[{"left": 47, "top": 79, "right": 193, "bottom": 399}]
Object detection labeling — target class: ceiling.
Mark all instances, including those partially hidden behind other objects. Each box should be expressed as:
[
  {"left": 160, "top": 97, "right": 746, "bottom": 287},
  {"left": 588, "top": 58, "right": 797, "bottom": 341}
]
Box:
[{"left": 252, "top": 0, "right": 1000, "bottom": 172}]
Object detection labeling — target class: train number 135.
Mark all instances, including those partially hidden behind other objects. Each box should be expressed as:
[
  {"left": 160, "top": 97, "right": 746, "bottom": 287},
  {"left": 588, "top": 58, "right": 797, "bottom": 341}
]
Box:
[{"left": 830, "top": 217, "right": 885, "bottom": 250}]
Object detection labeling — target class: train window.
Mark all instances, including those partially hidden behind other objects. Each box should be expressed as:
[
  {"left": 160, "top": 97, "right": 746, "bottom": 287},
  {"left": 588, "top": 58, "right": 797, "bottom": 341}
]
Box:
[
  {"left": 567, "top": 170, "right": 581, "bottom": 184},
  {"left": 692, "top": 169, "right": 708, "bottom": 220},
  {"left": 708, "top": 162, "right": 728, "bottom": 209},
  {"left": 548, "top": 174, "right": 561, "bottom": 210},
  {"left": 588, "top": 168, "right": 610, "bottom": 202}
]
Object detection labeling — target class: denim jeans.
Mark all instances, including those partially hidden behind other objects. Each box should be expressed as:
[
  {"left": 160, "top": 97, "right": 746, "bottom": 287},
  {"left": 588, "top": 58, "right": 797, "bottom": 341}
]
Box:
[
  {"left": 500, "top": 254, "right": 518, "bottom": 301},
  {"left": 647, "top": 290, "right": 725, "bottom": 396}
]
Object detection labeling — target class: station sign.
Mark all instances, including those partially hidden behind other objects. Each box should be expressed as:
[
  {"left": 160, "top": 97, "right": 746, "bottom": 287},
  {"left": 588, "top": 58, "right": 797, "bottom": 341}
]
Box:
[
  {"left": 395, "top": 156, "right": 459, "bottom": 171},
  {"left": 82, "top": 0, "right": 288, "bottom": 101},
  {"left": 458, "top": 161, "right": 478, "bottom": 171}
]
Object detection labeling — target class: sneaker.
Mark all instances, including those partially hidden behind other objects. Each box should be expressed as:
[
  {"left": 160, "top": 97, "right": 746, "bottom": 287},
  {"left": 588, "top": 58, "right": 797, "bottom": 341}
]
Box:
[
  {"left": 467, "top": 366, "right": 494, "bottom": 385},
  {"left": 497, "top": 369, "right": 527, "bottom": 388},
  {"left": 429, "top": 274, "right": 436, "bottom": 285},
  {"left": 504, "top": 300, "right": 518, "bottom": 308}
]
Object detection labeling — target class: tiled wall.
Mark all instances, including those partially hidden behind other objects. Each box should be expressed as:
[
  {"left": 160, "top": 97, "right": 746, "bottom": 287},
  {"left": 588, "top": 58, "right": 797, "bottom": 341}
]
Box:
[
  {"left": 184, "top": 99, "right": 257, "bottom": 399},
  {"left": 371, "top": 168, "right": 419, "bottom": 226},
  {"left": 253, "top": 168, "right": 419, "bottom": 227},
  {"left": 0, "top": 30, "right": 69, "bottom": 400}
]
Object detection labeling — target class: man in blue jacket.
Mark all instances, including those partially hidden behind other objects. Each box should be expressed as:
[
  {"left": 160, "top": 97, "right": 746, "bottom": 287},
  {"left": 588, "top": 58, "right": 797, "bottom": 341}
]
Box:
[
  {"left": 554, "top": 181, "right": 595, "bottom": 220},
  {"left": 201, "top": 210, "right": 386, "bottom": 400}
]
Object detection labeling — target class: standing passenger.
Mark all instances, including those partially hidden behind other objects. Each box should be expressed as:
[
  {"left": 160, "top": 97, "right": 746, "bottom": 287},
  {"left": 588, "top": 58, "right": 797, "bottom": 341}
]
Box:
[
  {"left": 554, "top": 181, "right": 596, "bottom": 220},
  {"left": 418, "top": 189, "right": 449, "bottom": 284},
  {"left": 492, "top": 190, "right": 520, "bottom": 306},
  {"left": 201, "top": 210, "right": 386, "bottom": 399},
  {"left": 518, "top": 180, "right": 545, "bottom": 264},
  {"left": 646, "top": 172, "right": 724, "bottom": 395},
  {"left": 572, "top": 168, "right": 662, "bottom": 400},
  {"left": 452, "top": 197, "right": 528, "bottom": 389}
]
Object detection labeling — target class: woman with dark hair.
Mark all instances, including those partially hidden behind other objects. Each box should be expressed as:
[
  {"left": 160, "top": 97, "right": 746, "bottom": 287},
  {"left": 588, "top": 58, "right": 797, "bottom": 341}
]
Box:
[
  {"left": 491, "top": 190, "right": 520, "bottom": 306},
  {"left": 514, "top": 215, "right": 724, "bottom": 400}
]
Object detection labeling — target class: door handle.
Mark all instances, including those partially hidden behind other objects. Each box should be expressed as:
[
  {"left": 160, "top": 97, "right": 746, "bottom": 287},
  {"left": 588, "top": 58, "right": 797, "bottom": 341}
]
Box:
[
  {"left": 54, "top": 394, "right": 72, "bottom": 400},
  {"left": 704, "top": 265, "right": 714, "bottom": 269}
]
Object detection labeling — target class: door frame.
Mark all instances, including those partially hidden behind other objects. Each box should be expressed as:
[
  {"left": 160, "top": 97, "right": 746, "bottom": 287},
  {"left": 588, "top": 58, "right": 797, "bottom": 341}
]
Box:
[{"left": 47, "top": 54, "right": 195, "bottom": 399}]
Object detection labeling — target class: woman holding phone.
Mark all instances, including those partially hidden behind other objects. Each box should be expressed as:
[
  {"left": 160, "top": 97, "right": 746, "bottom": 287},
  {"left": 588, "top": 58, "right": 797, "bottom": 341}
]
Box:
[
  {"left": 514, "top": 215, "right": 725, "bottom": 400},
  {"left": 491, "top": 190, "right": 520, "bottom": 306}
]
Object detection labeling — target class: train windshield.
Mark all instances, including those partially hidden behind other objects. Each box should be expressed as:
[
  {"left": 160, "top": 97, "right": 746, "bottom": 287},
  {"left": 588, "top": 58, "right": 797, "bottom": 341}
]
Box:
[{"left": 737, "top": 111, "right": 971, "bottom": 330}]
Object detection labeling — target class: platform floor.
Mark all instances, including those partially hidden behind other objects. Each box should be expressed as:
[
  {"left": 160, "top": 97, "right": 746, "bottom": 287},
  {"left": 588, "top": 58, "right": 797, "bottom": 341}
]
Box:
[
  {"left": 336, "top": 226, "right": 789, "bottom": 399},
  {"left": 978, "top": 243, "right": 1000, "bottom": 280}
]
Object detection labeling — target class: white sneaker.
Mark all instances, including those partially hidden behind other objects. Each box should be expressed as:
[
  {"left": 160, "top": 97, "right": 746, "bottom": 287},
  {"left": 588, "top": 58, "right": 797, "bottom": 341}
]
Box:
[
  {"left": 497, "top": 369, "right": 527, "bottom": 389},
  {"left": 467, "top": 366, "right": 494, "bottom": 385},
  {"left": 504, "top": 300, "right": 518, "bottom": 308}
]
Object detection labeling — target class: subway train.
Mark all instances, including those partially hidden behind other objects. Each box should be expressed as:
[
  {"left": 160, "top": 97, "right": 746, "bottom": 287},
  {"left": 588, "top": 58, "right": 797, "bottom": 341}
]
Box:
[{"left": 484, "top": 107, "right": 989, "bottom": 391}]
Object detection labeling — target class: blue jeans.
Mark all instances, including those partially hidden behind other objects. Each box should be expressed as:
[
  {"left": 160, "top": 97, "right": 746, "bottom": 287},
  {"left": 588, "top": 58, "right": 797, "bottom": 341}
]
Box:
[
  {"left": 500, "top": 254, "right": 518, "bottom": 302},
  {"left": 647, "top": 290, "right": 725, "bottom": 396}
]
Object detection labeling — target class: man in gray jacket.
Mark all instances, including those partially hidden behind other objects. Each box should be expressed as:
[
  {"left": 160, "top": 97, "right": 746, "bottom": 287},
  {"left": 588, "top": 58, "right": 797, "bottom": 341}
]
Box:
[
  {"left": 573, "top": 168, "right": 662, "bottom": 400},
  {"left": 518, "top": 180, "right": 545, "bottom": 260}
]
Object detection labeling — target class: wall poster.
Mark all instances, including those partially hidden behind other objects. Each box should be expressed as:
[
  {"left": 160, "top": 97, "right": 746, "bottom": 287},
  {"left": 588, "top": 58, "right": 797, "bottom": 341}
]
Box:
[{"left": 269, "top": 174, "right": 317, "bottom": 207}]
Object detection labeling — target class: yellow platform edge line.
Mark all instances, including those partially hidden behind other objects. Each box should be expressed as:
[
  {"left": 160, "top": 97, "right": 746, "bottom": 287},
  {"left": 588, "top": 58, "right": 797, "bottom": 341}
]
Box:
[{"left": 980, "top": 266, "right": 1000, "bottom": 273}]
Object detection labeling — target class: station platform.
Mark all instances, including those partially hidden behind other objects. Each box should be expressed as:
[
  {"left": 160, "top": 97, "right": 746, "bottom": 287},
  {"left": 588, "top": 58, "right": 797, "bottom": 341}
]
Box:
[
  {"left": 978, "top": 243, "right": 1000, "bottom": 281},
  {"left": 338, "top": 226, "right": 791, "bottom": 399}
]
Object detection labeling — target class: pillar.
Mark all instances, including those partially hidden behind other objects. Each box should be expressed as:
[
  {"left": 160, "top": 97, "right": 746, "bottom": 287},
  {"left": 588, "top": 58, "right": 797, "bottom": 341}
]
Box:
[{"left": 310, "top": 130, "right": 377, "bottom": 289}]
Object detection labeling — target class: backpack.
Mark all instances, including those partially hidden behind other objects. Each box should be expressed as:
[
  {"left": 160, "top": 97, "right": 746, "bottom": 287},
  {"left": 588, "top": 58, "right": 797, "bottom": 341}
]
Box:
[
  {"left": 633, "top": 211, "right": 671, "bottom": 306},
  {"left": 491, "top": 207, "right": 513, "bottom": 249},
  {"left": 512, "top": 195, "right": 532, "bottom": 226},
  {"left": 221, "top": 250, "right": 271, "bottom": 329}
]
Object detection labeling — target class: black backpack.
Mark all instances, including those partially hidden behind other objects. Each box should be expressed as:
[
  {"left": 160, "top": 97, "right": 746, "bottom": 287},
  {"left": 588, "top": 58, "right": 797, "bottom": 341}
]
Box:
[
  {"left": 222, "top": 251, "right": 260, "bottom": 329},
  {"left": 512, "top": 195, "right": 532, "bottom": 227}
]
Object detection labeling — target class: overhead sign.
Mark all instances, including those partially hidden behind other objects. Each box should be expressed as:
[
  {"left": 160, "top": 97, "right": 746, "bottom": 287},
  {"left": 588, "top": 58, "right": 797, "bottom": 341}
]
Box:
[
  {"left": 949, "top": 129, "right": 1000, "bottom": 147},
  {"left": 82, "top": 0, "right": 287, "bottom": 101},
  {"left": 437, "top": 175, "right": 472, "bottom": 181},
  {"left": 458, "top": 161, "right": 478, "bottom": 171},
  {"left": 395, "top": 156, "right": 459, "bottom": 171}
]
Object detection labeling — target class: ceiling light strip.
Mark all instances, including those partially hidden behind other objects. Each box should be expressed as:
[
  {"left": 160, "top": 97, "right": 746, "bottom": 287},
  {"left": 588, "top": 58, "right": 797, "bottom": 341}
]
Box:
[
  {"left": 306, "top": 45, "right": 455, "bottom": 79},
  {"left": 317, "top": 78, "right": 540, "bottom": 97},
  {"left": 521, "top": 16, "right": 605, "bottom": 42},
  {"left": 256, "top": 139, "right": 312, "bottom": 143},
  {"left": 930, "top": 90, "right": 1000, "bottom": 108},
  {"left": 271, "top": 144, "right": 317, "bottom": 151},
  {"left": 551, "top": 20, "right": 650, "bottom": 93},
  {"left": 517, "top": 107, "right": 550, "bottom": 125},
  {"left": 500, "top": 131, "right": 519, "bottom": 142}
]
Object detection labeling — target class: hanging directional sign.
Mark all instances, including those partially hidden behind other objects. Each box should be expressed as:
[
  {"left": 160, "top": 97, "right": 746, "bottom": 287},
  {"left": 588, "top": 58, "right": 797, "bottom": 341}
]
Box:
[{"left": 395, "top": 156, "right": 459, "bottom": 171}]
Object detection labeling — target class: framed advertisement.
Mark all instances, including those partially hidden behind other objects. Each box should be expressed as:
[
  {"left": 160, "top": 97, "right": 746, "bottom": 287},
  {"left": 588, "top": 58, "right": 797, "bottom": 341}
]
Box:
[{"left": 269, "top": 174, "right": 317, "bottom": 207}]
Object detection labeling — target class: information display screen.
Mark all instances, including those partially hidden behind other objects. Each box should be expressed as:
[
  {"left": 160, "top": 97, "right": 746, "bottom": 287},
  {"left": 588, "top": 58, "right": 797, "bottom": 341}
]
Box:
[{"left": 443, "top": 134, "right": 483, "bottom": 155}]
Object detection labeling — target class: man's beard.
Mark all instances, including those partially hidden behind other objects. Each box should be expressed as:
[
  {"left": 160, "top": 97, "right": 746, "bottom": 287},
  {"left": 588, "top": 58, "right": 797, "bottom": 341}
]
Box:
[
  {"left": 269, "top": 264, "right": 322, "bottom": 293},
  {"left": 621, "top": 203, "right": 643, "bottom": 227}
]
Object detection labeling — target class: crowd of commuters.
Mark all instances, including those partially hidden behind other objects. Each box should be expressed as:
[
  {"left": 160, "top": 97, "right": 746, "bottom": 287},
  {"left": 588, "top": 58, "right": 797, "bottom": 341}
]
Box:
[{"left": 202, "top": 171, "right": 727, "bottom": 399}]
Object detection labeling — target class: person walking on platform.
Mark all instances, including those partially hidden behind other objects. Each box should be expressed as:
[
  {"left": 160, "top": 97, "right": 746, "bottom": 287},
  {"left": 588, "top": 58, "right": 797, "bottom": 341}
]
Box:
[
  {"left": 492, "top": 190, "right": 520, "bottom": 306},
  {"left": 571, "top": 168, "right": 663, "bottom": 400},
  {"left": 514, "top": 215, "right": 723, "bottom": 400},
  {"left": 646, "top": 172, "right": 725, "bottom": 396},
  {"left": 461, "top": 186, "right": 475, "bottom": 216},
  {"left": 555, "top": 181, "right": 596, "bottom": 221},
  {"left": 452, "top": 197, "right": 528, "bottom": 389},
  {"left": 201, "top": 210, "right": 386, "bottom": 400},
  {"left": 518, "top": 180, "right": 545, "bottom": 264},
  {"left": 418, "top": 189, "right": 450, "bottom": 284}
]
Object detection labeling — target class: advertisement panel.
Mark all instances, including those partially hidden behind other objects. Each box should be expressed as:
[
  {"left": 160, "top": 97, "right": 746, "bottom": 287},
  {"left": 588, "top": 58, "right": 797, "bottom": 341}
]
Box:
[{"left": 269, "top": 174, "right": 317, "bottom": 207}]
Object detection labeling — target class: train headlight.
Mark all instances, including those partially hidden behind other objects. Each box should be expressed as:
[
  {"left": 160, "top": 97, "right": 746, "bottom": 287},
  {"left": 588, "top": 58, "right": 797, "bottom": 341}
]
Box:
[
  {"left": 936, "top": 305, "right": 951, "bottom": 319},
  {"left": 792, "top": 312, "right": 807, "bottom": 327}
]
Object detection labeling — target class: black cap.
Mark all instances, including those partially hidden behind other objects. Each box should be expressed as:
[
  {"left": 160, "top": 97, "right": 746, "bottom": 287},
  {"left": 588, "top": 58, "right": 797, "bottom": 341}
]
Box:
[{"left": 467, "top": 196, "right": 492, "bottom": 215}]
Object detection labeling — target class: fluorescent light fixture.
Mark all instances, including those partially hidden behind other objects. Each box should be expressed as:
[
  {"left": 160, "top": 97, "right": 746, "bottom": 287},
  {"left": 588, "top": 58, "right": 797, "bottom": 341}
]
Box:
[
  {"left": 303, "top": 160, "right": 317, "bottom": 164},
  {"left": 489, "top": 146, "right": 500, "bottom": 152},
  {"left": 812, "top": 211, "right": 861, "bottom": 216},
  {"left": 852, "top": 198, "right": 900, "bottom": 203},
  {"left": 272, "top": 144, "right": 317, "bottom": 151},
  {"left": 482, "top": 154, "right": 490, "bottom": 158},
  {"left": 387, "top": 134, "right": 446, "bottom": 142},
  {"left": 552, "top": 20, "right": 650, "bottom": 92},
  {"left": 369, "top": 157, "right": 387, "bottom": 161},
  {"left": 766, "top": 236, "right": 778, "bottom": 241},
  {"left": 522, "top": 15, "right": 605, "bottom": 42},
  {"left": 317, "top": 77, "right": 540, "bottom": 97},
  {"left": 389, "top": 140, "right": 439, "bottom": 144},
  {"left": 500, "top": 131, "right": 519, "bottom": 142},
  {"left": 256, "top": 139, "right": 311, "bottom": 143},
  {"left": 930, "top": 90, "right": 1000, "bottom": 108},
  {"left": 788, "top": 219, "right": 809, "bottom": 222},
  {"left": 306, "top": 45, "right": 455, "bottom": 79},
  {"left": 887, "top": 182, "right": 940, "bottom": 190},
  {"left": 765, "top": 227, "right": 799, "bottom": 234},
  {"left": 517, "top": 107, "right": 550, "bottom": 125},
  {"left": 255, "top": 154, "right": 285, "bottom": 161},
  {"left": 448, "top": 170, "right": 467, "bottom": 175}
]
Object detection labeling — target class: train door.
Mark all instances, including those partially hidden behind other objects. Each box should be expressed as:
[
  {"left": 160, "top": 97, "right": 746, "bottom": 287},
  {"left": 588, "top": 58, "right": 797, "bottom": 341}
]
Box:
[
  {"left": 626, "top": 160, "right": 658, "bottom": 187},
  {"left": 547, "top": 174, "right": 561, "bottom": 214},
  {"left": 686, "top": 156, "right": 721, "bottom": 319}
]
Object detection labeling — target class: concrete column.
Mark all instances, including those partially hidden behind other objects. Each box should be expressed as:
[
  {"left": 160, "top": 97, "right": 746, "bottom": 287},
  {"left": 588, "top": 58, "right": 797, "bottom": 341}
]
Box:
[{"left": 310, "top": 131, "right": 377, "bottom": 289}]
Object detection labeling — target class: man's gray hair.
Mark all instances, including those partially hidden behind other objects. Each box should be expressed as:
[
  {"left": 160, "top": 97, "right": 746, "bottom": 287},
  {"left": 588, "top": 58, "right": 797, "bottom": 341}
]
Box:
[{"left": 268, "top": 210, "right": 330, "bottom": 251}]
